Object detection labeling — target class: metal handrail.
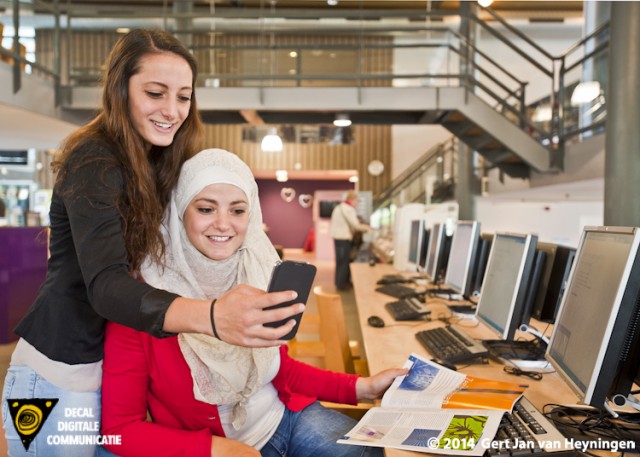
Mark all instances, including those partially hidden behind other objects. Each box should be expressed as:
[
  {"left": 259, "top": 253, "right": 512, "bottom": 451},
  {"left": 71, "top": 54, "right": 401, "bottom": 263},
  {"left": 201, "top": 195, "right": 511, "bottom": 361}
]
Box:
[
  {"left": 372, "top": 137, "right": 458, "bottom": 211},
  {"left": 475, "top": 6, "right": 556, "bottom": 67},
  {"left": 561, "top": 20, "right": 610, "bottom": 58},
  {"left": 1, "top": 3, "right": 609, "bottom": 152}
]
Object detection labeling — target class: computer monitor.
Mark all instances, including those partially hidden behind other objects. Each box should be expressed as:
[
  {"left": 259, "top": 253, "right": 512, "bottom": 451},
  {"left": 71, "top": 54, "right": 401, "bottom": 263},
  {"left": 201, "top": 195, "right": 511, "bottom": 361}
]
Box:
[
  {"left": 418, "top": 228, "right": 431, "bottom": 272},
  {"left": 471, "top": 232, "right": 494, "bottom": 296},
  {"left": 519, "top": 242, "right": 556, "bottom": 329},
  {"left": 407, "top": 219, "right": 425, "bottom": 271},
  {"left": 546, "top": 226, "right": 640, "bottom": 411},
  {"left": 424, "top": 223, "right": 451, "bottom": 284},
  {"left": 475, "top": 232, "right": 538, "bottom": 341},
  {"left": 443, "top": 221, "right": 481, "bottom": 297},
  {"left": 531, "top": 244, "right": 576, "bottom": 323}
]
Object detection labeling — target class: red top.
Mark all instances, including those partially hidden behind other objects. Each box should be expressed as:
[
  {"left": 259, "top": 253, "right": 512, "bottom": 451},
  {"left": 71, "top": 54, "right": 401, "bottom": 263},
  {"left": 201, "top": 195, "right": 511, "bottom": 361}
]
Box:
[{"left": 101, "top": 322, "right": 359, "bottom": 457}]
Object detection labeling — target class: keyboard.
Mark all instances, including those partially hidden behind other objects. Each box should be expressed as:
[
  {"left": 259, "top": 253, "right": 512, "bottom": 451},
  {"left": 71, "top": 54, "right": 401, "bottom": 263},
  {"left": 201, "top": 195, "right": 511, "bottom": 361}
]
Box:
[
  {"left": 415, "top": 325, "right": 488, "bottom": 364},
  {"left": 375, "top": 283, "right": 423, "bottom": 299},
  {"left": 447, "top": 303, "right": 477, "bottom": 314},
  {"left": 485, "top": 396, "right": 575, "bottom": 457},
  {"left": 430, "top": 287, "right": 458, "bottom": 295},
  {"left": 377, "top": 275, "right": 413, "bottom": 285},
  {"left": 483, "top": 339, "right": 547, "bottom": 361},
  {"left": 385, "top": 297, "right": 431, "bottom": 321}
]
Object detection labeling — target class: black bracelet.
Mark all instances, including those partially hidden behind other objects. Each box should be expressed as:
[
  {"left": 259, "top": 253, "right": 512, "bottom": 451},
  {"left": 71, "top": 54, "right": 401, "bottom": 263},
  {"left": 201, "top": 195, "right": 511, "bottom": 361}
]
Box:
[{"left": 210, "top": 299, "right": 221, "bottom": 340}]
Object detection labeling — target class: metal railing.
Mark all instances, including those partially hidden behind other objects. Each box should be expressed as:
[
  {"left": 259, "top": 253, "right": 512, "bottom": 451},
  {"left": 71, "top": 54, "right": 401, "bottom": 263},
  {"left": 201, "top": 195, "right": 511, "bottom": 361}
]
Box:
[
  {"left": 0, "top": 2, "right": 609, "bottom": 161},
  {"left": 373, "top": 137, "right": 458, "bottom": 210}
]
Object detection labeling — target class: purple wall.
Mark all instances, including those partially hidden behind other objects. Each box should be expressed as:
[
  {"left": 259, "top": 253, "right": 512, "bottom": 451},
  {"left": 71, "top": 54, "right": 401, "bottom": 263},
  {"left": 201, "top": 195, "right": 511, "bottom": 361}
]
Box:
[
  {"left": 257, "top": 179, "right": 353, "bottom": 249},
  {"left": 0, "top": 227, "right": 48, "bottom": 343}
]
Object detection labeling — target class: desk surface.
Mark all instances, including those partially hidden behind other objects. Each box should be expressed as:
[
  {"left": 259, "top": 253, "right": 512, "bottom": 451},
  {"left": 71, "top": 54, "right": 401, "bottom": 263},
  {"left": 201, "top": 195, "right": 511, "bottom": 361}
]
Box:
[{"left": 350, "top": 262, "right": 580, "bottom": 457}]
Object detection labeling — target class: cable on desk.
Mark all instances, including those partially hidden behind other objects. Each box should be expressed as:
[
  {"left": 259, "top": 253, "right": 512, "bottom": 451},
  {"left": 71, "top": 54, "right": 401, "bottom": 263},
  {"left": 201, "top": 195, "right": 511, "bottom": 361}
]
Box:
[
  {"left": 502, "top": 365, "right": 543, "bottom": 381},
  {"left": 542, "top": 403, "right": 640, "bottom": 455}
]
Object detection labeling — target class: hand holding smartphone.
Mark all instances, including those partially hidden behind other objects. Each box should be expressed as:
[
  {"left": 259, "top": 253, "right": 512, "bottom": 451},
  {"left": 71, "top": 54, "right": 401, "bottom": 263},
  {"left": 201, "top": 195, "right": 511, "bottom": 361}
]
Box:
[{"left": 263, "top": 260, "right": 317, "bottom": 340}]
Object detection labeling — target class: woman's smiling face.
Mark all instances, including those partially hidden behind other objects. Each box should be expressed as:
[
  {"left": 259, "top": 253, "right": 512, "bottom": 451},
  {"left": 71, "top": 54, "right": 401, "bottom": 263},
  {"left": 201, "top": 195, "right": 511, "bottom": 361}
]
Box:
[
  {"left": 128, "top": 52, "right": 193, "bottom": 148},
  {"left": 183, "top": 183, "right": 250, "bottom": 261}
]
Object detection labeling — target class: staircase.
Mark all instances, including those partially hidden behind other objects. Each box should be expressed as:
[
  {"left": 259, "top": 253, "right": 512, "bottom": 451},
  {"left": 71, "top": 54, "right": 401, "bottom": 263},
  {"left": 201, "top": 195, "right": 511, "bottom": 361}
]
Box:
[
  {"left": 2, "top": 4, "right": 608, "bottom": 186},
  {"left": 428, "top": 91, "right": 554, "bottom": 179}
]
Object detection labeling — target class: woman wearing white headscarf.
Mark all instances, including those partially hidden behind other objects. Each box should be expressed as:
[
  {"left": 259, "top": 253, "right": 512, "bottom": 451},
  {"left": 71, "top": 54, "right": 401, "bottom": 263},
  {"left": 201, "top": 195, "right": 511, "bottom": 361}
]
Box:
[{"left": 100, "top": 149, "right": 405, "bottom": 457}]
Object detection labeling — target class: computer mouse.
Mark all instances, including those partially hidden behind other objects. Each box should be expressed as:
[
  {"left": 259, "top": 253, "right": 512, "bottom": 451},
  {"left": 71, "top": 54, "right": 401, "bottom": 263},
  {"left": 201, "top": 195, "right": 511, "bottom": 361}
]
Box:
[{"left": 367, "top": 315, "right": 385, "bottom": 328}]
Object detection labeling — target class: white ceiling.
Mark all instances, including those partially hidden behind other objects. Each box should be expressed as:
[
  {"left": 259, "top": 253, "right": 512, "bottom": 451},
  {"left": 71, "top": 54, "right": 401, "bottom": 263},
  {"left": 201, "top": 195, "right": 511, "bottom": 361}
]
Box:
[{"left": 0, "top": 102, "right": 77, "bottom": 151}]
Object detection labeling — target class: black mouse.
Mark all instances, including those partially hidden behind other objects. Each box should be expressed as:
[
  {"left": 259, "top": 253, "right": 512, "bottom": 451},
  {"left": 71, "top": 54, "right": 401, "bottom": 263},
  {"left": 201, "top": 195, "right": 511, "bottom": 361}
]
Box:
[{"left": 367, "top": 315, "right": 385, "bottom": 328}]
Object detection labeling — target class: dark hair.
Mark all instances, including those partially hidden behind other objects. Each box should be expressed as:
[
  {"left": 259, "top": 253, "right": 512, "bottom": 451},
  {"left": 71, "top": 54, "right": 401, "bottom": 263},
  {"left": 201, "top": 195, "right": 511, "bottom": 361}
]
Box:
[{"left": 53, "top": 29, "right": 204, "bottom": 271}]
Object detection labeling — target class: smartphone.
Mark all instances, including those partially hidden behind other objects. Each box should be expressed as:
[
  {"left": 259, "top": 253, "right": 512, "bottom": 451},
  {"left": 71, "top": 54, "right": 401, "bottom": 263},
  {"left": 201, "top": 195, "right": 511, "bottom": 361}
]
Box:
[{"left": 264, "top": 260, "right": 317, "bottom": 340}]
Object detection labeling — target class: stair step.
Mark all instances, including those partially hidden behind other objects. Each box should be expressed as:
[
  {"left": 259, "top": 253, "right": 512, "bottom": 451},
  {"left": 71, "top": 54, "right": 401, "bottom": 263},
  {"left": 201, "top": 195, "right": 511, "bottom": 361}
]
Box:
[{"left": 480, "top": 149, "right": 516, "bottom": 164}]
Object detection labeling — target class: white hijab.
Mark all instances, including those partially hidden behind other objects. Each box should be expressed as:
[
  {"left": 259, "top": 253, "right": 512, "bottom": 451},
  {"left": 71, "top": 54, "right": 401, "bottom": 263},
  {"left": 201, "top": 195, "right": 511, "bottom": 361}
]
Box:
[{"left": 140, "top": 148, "right": 280, "bottom": 429}]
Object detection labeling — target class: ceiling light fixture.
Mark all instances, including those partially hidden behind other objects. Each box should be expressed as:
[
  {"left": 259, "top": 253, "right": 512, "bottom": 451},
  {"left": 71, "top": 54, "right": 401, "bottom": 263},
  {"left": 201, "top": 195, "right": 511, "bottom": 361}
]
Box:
[
  {"left": 571, "top": 81, "right": 601, "bottom": 106},
  {"left": 333, "top": 114, "right": 352, "bottom": 127},
  {"left": 261, "top": 127, "right": 283, "bottom": 152},
  {"left": 327, "top": 0, "right": 338, "bottom": 5},
  {"left": 477, "top": 0, "right": 494, "bottom": 7},
  {"left": 532, "top": 104, "right": 552, "bottom": 123},
  {"left": 276, "top": 170, "right": 288, "bottom": 182}
]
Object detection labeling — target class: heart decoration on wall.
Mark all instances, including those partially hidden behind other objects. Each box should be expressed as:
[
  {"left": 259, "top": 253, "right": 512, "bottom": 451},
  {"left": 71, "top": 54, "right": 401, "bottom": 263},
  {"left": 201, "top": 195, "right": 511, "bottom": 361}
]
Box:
[
  {"left": 280, "top": 187, "right": 296, "bottom": 203},
  {"left": 298, "top": 194, "right": 313, "bottom": 208}
]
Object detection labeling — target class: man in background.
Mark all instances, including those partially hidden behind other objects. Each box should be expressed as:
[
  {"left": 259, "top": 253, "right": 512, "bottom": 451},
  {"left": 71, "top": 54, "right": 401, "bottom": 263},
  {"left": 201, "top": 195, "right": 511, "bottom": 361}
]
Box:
[{"left": 330, "top": 190, "right": 372, "bottom": 290}]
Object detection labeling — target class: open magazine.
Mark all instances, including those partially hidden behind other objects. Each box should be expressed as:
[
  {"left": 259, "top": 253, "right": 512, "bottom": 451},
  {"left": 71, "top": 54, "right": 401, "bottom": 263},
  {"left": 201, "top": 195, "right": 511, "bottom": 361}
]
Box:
[{"left": 338, "top": 353, "right": 528, "bottom": 455}]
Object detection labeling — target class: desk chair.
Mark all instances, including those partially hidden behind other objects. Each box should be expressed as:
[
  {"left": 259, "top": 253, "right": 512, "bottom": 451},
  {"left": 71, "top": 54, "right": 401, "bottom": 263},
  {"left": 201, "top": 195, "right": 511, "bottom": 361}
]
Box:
[
  {"left": 288, "top": 285, "right": 372, "bottom": 419},
  {"left": 289, "top": 285, "right": 367, "bottom": 375}
]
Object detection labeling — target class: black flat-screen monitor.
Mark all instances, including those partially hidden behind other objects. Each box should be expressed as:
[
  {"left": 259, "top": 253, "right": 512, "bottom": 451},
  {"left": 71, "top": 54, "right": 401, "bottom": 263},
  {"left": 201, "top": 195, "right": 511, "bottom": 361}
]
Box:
[
  {"left": 424, "top": 223, "right": 451, "bottom": 284},
  {"left": 546, "top": 226, "right": 640, "bottom": 411},
  {"left": 407, "top": 219, "right": 426, "bottom": 271},
  {"left": 520, "top": 242, "right": 556, "bottom": 329},
  {"left": 471, "top": 232, "right": 494, "bottom": 296},
  {"left": 475, "top": 232, "right": 538, "bottom": 341},
  {"left": 443, "top": 221, "right": 481, "bottom": 297},
  {"left": 531, "top": 244, "right": 576, "bottom": 323},
  {"left": 419, "top": 228, "right": 431, "bottom": 272}
]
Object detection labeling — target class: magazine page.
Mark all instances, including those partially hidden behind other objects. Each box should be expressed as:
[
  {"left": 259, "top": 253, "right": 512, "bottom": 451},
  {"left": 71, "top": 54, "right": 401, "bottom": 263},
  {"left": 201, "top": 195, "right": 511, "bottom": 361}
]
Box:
[
  {"left": 445, "top": 375, "right": 528, "bottom": 411},
  {"left": 381, "top": 354, "right": 527, "bottom": 412},
  {"left": 338, "top": 406, "right": 504, "bottom": 455},
  {"left": 380, "top": 354, "right": 467, "bottom": 409}
]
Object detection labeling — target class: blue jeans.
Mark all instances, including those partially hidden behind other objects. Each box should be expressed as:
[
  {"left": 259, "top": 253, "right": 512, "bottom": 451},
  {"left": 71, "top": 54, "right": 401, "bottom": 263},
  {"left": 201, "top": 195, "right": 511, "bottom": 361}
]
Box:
[
  {"left": 261, "top": 402, "right": 383, "bottom": 457},
  {"left": 2, "top": 365, "right": 115, "bottom": 457}
]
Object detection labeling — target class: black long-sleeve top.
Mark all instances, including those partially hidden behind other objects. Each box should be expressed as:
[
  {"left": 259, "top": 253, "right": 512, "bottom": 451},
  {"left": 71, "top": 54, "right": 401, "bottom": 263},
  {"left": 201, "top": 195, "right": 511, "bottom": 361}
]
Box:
[{"left": 15, "top": 140, "right": 178, "bottom": 365}]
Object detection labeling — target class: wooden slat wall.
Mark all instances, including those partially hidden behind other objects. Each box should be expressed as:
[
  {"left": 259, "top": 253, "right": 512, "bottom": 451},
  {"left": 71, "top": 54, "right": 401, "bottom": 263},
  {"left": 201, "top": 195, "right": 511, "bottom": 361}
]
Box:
[
  {"left": 35, "top": 30, "right": 120, "bottom": 84},
  {"left": 192, "top": 33, "right": 392, "bottom": 87},
  {"left": 194, "top": 33, "right": 393, "bottom": 193},
  {"left": 203, "top": 124, "right": 391, "bottom": 195},
  {"left": 34, "top": 30, "right": 393, "bottom": 193}
]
